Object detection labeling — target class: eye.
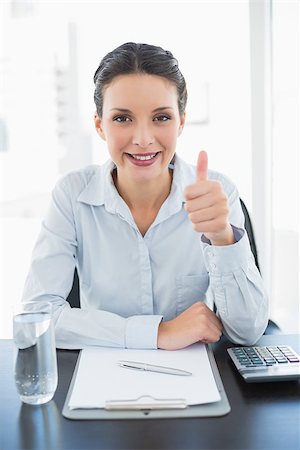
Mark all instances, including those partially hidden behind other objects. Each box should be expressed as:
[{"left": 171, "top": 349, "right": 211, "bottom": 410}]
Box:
[
  {"left": 154, "top": 114, "right": 171, "bottom": 122},
  {"left": 113, "top": 115, "right": 131, "bottom": 123}
]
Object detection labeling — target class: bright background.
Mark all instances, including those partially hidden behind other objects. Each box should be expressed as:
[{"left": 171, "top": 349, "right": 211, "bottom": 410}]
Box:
[{"left": 0, "top": 0, "right": 299, "bottom": 338}]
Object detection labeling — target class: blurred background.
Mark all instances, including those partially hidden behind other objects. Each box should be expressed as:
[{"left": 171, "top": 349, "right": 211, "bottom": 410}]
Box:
[{"left": 0, "top": 0, "right": 298, "bottom": 338}]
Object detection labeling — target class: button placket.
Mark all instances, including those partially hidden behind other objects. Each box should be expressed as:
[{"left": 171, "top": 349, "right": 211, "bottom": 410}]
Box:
[
  {"left": 138, "top": 234, "right": 154, "bottom": 315},
  {"left": 207, "top": 249, "right": 217, "bottom": 272}
]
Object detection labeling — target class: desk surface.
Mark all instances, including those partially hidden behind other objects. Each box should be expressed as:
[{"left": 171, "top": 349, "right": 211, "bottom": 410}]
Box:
[{"left": 1, "top": 334, "right": 299, "bottom": 450}]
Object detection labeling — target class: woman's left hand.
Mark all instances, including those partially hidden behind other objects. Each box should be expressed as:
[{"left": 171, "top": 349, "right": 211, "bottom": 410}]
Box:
[{"left": 184, "top": 150, "right": 235, "bottom": 246}]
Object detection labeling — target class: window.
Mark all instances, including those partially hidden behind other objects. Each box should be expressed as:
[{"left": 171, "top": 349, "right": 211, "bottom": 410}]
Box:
[
  {"left": 1, "top": 1, "right": 297, "bottom": 336},
  {"left": 271, "top": 0, "right": 299, "bottom": 331}
]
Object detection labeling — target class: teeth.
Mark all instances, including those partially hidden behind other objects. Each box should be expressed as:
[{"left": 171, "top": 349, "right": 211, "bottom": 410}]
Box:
[{"left": 131, "top": 153, "right": 157, "bottom": 161}]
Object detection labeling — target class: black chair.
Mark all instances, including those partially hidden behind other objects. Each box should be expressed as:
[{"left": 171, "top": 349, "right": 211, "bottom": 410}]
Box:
[
  {"left": 239, "top": 199, "right": 280, "bottom": 334},
  {"left": 66, "top": 268, "right": 80, "bottom": 308},
  {"left": 66, "top": 198, "right": 280, "bottom": 334},
  {"left": 240, "top": 198, "right": 260, "bottom": 272}
]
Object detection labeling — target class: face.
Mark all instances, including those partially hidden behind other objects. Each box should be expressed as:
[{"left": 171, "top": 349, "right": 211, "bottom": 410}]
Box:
[{"left": 94, "top": 74, "right": 185, "bottom": 184}]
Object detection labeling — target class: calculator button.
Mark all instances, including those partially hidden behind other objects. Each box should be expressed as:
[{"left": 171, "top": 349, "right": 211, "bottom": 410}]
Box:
[
  {"left": 228, "top": 345, "right": 300, "bottom": 382},
  {"left": 267, "top": 348, "right": 276, "bottom": 351},
  {"left": 238, "top": 359, "right": 250, "bottom": 365}
]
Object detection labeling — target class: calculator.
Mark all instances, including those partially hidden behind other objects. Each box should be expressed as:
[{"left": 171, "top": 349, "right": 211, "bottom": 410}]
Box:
[{"left": 227, "top": 345, "right": 300, "bottom": 382}]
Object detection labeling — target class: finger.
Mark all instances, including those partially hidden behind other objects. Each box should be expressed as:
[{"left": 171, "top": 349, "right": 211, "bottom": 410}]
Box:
[
  {"left": 199, "top": 320, "right": 222, "bottom": 343},
  {"left": 205, "top": 309, "right": 223, "bottom": 332},
  {"left": 184, "top": 180, "right": 216, "bottom": 201},
  {"left": 194, "top": 302, "right": 223, "bottom": 330},
  {"left": 184, "top": 195, "right": 214, "bottom": 213},
  {"left": 192, "top": 218, "right": 227, "bottom": 234},
  {"left": 188, "top": 204, "right": 228, "bottom": 223},
  {"left": 196, "top": 150, "right": 208, "bottom": 183}
]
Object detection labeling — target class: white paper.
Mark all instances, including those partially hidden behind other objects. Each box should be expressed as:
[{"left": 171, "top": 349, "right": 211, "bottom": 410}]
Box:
[{"left": 68, "top": 343, "right": 221, "bottom": 409}]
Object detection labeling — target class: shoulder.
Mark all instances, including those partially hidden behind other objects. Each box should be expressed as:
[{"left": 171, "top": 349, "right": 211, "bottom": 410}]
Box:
[
  {"left": 53, "top": 160, "right": 113, "bottom": 203},
  {"left": 175, "top": 154, "right": 238, "bottom": 196},
  {"left": 57, "top": 165, "right": 101, "bottom": 191}
]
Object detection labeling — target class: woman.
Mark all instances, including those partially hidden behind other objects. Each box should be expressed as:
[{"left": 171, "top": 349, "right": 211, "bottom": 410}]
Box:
[{"left": 22, "top": 42, "right": 269, "bottom": 350}]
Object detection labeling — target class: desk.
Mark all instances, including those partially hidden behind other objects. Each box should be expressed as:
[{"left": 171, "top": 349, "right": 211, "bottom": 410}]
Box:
[{"left": 1, "top": 335, "right": 299, "bottom": 450}]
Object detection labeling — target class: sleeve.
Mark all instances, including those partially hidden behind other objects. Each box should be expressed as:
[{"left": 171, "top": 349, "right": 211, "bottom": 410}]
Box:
[
  {"left": 22, "top": 177, "right": 162, "bottom": 350},
  {"left": 201, "top": 178, "right": 269, "bottom": 345}
]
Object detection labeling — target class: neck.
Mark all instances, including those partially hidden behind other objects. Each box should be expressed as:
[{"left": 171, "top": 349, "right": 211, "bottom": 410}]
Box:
[{"left": 112, "top": 169, "right": 173, "bottom": 212}]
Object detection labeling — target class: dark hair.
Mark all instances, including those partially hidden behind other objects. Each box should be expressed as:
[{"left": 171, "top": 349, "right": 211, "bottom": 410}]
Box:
[{"left": 93, "top": 42, "right": 187, "bottom": 118}]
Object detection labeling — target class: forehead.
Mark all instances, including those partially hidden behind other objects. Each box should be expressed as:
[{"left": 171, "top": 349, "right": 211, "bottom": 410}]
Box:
[{"left": 102, "top": 74, "right": 178, "bottom": 110}]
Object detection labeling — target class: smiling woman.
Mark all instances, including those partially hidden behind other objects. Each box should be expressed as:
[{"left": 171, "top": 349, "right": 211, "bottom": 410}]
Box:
[
  {"left": 94, "top": 73, "right": 185, "bottom": 206},
  {"left": 21, "top": 42, "right": 269, "bottom": 351}
]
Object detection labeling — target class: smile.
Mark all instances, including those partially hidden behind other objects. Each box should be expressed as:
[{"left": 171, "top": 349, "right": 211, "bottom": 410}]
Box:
[
  {"left": 127, "top": 152, "right": 159, "bottom": 160},
  {"left": 125, "top": 152, "right": 160, "bottom": 167}
]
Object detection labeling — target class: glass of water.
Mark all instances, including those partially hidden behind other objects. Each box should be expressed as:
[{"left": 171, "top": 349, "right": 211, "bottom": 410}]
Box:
[{"left": 13, "top": 301, "right": 58, "bottom": 405}]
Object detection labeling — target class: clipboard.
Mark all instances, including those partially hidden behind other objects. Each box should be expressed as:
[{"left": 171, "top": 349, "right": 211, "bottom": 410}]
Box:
[{"left": 62, "top": 344, "right": 231, "bottom": 420}]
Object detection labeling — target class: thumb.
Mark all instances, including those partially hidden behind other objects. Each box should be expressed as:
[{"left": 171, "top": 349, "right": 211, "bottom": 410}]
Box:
[{"left": 196, "top": 150, "right": 208, "bottom": 182}]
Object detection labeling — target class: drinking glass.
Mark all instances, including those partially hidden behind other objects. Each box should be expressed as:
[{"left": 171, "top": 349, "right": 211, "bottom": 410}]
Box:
[{"left": 13, "top": 301, "right": 58, "bottom": 405}]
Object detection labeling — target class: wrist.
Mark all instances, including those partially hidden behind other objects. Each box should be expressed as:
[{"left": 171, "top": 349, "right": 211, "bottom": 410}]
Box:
[
  {"left": 157, "top": 321, "right": 174, "bottom": 350},
  {"left": 206, "top": 224, "right": 236, "bottom": 246},
  {"left": 157, "top": 321, "right": 167, "bottom": 349}
]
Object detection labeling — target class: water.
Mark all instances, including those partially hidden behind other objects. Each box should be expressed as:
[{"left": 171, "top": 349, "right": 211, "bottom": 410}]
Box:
[{"left": 13, "top": 312, "right": 58, "bottom": 405}]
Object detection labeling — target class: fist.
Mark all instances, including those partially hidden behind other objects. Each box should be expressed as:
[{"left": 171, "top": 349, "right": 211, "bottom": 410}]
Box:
[{"left": 184, "top": 151, "right": 235, "bottom": 246}]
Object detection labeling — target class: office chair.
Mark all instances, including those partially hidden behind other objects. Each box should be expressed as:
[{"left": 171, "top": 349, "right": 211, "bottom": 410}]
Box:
[
  {"left": 67, "top": 268, "right": 80, "bottom": 308},
  {"left": 239, "top": 199, "right": 280, "bottom": 334},
  {"left": 240, "top": 198, "right": 260, "bottom": 272},
  {"left": 66, "top": 198, "right": 280, "bottom": 334}
]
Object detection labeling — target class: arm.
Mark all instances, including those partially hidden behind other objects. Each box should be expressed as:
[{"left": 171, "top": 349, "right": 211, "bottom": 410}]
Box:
[
  {"left": 158, "top": 151, "right": 269, "bottom": 349},
  {"left": 22, "top": 176, "right": 162, "bottom": 350},
  {"left": 158, "top": 302, "right": 222, "bottom": 350}
]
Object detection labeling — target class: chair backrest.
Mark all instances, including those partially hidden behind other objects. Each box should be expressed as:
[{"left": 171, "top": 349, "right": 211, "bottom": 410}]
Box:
[
  {"left": 239, "top": 198, "right": 260, "bottom": 272},
  {"left": 66, "top": 268, "right": 80, "bottom": 308},
  {"left": 239, "top": 199, "right": 280, "bottom": 333}
]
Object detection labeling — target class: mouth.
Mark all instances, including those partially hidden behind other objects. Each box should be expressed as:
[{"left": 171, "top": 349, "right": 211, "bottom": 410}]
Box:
[
  {"left": 126, "top": 152, "right": 159, "bottom": 160},
  {"left": 125, "top": 152, "right": 160, "bottom": 166}
]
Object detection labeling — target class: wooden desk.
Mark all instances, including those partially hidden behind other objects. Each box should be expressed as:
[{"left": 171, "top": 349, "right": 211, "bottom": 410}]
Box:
[{"left": 1, "top": 334, "right": 299, "bottom": 450}]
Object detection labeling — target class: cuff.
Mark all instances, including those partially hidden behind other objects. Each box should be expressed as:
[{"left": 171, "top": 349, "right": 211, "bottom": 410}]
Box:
[
  {"left": 202, "top": 227, "right": 253, "bottom": 275},
  {"left": 201, "top": 224, "right": 244, "bottom": 245},
  {"left": 125, "top": 315, "right": 163, "bottom": 349}
]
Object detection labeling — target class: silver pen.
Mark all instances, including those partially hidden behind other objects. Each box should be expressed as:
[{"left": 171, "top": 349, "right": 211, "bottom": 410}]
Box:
[{"left": 118, "top": 360, "right": 192, "bottom": 376}]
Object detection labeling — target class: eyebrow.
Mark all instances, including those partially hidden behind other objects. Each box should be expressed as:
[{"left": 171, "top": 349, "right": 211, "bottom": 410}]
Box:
[{"left": 109, "top": 106, "right": 174, "bottom": 113}]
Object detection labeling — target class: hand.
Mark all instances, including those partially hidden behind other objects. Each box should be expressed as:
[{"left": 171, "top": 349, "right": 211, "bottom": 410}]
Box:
[
  {"left": 157, "top": 302, "right": 222, "bottom": 350},
  {"left": 184, "top": 151, "right": 235, "bottom": 246}
]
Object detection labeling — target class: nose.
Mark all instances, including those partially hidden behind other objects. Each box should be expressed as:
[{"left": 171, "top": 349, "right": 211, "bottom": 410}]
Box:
[{"left": 132, "top": 122, "right": 155, "bottom": 148}]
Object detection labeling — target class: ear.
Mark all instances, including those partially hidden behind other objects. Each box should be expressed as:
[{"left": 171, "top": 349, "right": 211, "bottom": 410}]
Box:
[
  {"left": 94, "top": 112, "right": 106, "bottom": 141},
  {"left": 177, "top": 112, "right": 186, "bottom": 137}
]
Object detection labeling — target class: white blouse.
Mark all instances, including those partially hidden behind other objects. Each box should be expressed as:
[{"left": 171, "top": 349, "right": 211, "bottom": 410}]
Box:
[{"left": 22, "top": 154, "right": 269, "bottom": 349}]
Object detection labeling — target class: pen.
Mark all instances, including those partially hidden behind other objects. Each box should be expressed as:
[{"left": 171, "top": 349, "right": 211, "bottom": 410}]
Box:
[{"left": 118, "top": 360, "right": 192, "bottom": 376}]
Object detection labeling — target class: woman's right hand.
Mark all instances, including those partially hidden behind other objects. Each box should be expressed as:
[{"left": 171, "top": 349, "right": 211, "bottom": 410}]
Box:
[{"left": 157, "top": 302, "right": 222, "bottom": 350}]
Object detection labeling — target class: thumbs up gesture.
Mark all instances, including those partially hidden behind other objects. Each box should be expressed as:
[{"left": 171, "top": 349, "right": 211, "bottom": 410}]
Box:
[{"left": 184, "top": 151, "right": 235, "bottom": 246}]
